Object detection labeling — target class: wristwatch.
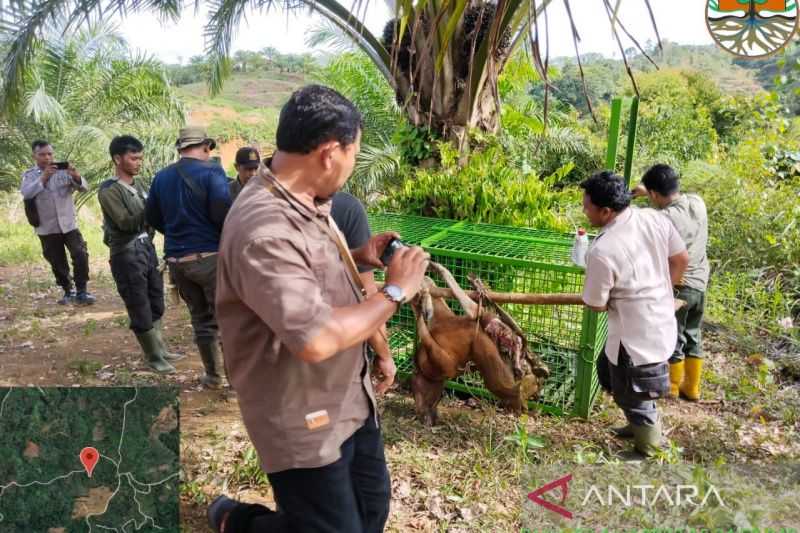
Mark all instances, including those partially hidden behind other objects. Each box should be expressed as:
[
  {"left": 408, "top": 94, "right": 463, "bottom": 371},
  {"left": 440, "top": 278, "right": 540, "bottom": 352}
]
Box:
[{"left": 381, "top": 284, "right": 405, "bottom": 305}]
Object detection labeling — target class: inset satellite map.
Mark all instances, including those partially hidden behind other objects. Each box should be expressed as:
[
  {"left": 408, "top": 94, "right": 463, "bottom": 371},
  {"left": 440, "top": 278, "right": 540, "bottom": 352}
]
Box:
[{"left": 0, "top": 387, "right": 179, "bottom": 532}]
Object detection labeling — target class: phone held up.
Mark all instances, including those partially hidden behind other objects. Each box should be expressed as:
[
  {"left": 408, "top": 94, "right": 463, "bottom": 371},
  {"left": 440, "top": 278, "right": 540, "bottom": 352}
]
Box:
[
  {"left": 54, "top": 161, "right": 70, "bottom": 170},
  {"left": 380, "top": 238, "right": 407, "bottom": 267}
]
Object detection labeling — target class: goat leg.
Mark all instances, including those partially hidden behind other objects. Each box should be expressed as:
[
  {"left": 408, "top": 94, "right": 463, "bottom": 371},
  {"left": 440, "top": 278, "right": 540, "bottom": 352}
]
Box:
[{"left": 428, "top": 262, "right": 479, "bottom": 319}]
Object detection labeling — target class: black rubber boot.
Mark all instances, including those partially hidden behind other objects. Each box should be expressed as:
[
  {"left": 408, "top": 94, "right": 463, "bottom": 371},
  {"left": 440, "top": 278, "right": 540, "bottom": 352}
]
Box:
[{"left": 197, "top": 340, "right": 224, "bottom": 389}]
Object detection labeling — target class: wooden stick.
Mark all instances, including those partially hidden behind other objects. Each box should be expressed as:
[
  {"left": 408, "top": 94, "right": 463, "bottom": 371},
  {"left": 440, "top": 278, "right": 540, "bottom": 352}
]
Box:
[
  {"left": 376, "top": 284, "right": 687, "bottom": 309},
  {"left": 378, "top": 283, "right": 585, "bottom": 305},
  {"left": 430, "top": 287, "right": 585, "bottom": 305}
]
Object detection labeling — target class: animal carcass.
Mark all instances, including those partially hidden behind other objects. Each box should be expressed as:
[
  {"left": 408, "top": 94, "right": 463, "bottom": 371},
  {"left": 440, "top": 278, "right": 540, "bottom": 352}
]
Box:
[{"left": 410, "top": 266, "right": 549, "bottom": 426}]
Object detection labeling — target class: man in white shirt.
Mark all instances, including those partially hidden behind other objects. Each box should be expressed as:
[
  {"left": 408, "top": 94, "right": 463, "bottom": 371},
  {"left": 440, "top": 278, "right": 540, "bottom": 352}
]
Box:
[{"left": 581, "top": 171, "right": 689, "bottom": 457}]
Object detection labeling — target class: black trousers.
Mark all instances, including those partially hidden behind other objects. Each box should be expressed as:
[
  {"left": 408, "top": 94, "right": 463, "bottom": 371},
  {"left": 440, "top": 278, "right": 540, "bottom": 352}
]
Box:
[
  {"left": 168, "top": 254, "right": 218, "bottom": 343},
  {"left": 597, "top": 344, "right": 668, "bottom": 426},
  {"left": 109, "top": 238, "right": 164, "bottom": 334},
  {"left": 38, "top": 229, "right": 89, "bottom": 292},
  {"left": 225, "top": 413, "right": 391, "bottom": 533}
]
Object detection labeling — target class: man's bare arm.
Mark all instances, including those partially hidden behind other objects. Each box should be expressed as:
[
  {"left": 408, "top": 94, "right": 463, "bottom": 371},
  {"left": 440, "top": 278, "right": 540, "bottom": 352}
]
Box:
[
  {"left": 668, "top": 250, "right": 689, "bottom": 287},
  {"left": 298, "top": 246, "right": 428, "bottom": 363},
  {"left": 298, "top": 294, "right": 399, "bottom": 363},
  {"left": 361, "top": 271, "right": 392, "bottom": 360}
]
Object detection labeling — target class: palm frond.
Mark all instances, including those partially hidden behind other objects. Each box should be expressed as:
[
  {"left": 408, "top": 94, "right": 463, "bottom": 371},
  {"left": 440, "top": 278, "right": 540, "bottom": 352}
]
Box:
[
  {"left": 307, "top": 0, "right": 393, "bottom": 83},
  {"left": 25, "top": 82, "right": 66, "bottom": 125},
  {"left": 313, "top": 51, "right": 400, "bottom": 145},
  {"left": 305, "top": 19, "right": 356, "bottom": 52},
  {"left": 562, "top": 0, "right": 597, "bottom": 123},
  {"left": 0, "top": 0, "right": 181, "bottom": 113},
  {"left": 347, "top": 140, "right": 403, "bottom": 200},
  {"left": 1, "top": 0, "right": 66, "bottom": 113},
  {"left": 202, "top": 0, "right": 252, "bottom": 95},
  {"left": 601, "top": 0, "right": 638, "bottom": 96},
  {"left": 532, "top": 125, "right": 591, "bottom": 156}
]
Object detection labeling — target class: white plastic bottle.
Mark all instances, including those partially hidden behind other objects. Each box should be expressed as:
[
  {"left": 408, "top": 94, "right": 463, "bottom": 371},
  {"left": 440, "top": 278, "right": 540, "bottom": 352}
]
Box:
[{"left": 571, "top": 227, "right": 589, "bottom": 268}]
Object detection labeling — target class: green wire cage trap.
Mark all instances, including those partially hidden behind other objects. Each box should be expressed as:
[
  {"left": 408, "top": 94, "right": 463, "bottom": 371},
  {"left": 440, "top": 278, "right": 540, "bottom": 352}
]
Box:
[{"left": 369, "top": 213, "right": 608, "bottom": 418}]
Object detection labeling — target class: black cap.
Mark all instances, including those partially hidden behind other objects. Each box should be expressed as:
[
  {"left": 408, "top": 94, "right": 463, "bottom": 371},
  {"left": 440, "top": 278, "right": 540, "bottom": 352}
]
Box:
[{"left": 235, "top": 147, "right": 261, "bottom": 169}]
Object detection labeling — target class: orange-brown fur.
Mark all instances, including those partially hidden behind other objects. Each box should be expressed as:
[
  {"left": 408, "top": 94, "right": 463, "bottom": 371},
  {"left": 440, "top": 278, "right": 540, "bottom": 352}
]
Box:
[{"left": 412, "top": 297, "right": 536, "bottom": 426}]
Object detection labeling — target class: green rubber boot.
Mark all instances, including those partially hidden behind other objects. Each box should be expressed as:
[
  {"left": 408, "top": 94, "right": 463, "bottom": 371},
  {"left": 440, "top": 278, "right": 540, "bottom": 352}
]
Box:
[
  {"left": 632, "top": 420, "right": 664, "bottom": 457},
  {"left": 611, "top": 424, "right": 634, "bottom": 439},
  {"left": 135, "top": 329, "right": 176, "bottom": 374},
  {"left": 197, "top": 341, "right": 224, "bottom": 389},
  {"left": 153, "top": 319, "right": 185, "bottom": 362}
]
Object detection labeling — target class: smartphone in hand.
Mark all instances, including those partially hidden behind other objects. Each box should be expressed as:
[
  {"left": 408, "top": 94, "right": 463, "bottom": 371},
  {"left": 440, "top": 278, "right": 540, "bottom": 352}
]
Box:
[
  {"left": 54, "top": 161, "right": 69, "bottom": 170},
  {"left": 380, "top": 238, "right": 406, "bottom": 266}
]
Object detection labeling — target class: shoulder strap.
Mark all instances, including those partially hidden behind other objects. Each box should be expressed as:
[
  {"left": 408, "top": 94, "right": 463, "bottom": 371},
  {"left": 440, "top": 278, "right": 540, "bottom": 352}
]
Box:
[
  {"left": 312, "top": 216, "right": 367, "bottom": 302},
  {"left": 173, "top": 161, "right": 207, "bottom": 206},
  {"left": 98, "top": 178, "right": 116, "bottom": 192}
]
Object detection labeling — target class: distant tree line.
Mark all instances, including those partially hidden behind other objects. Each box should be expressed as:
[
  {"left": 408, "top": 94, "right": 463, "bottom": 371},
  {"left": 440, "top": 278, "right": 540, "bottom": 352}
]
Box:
[
  {"left": 536, "top": 39, "right": 799, "bottom": 117},
  {"left": 164, "top": 47, "right": 318, "bottom": 86}
]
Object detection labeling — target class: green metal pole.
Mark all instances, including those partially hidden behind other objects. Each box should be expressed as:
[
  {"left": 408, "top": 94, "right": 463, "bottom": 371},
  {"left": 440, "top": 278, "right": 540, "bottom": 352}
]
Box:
[
  {"left": 623, "top": 97, "right": 640, "bottom": 189},
  {"left": 573, "top": 307, "right": 600, "bottom": 419},
  {"left": 605, "top": 98, "right": 623, "bottom": 171}
]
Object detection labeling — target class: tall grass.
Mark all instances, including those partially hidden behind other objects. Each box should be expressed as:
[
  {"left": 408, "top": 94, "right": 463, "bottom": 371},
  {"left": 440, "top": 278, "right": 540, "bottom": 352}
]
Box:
[{"left": 0, "top": 192, "right": 106, "bottom": 267}]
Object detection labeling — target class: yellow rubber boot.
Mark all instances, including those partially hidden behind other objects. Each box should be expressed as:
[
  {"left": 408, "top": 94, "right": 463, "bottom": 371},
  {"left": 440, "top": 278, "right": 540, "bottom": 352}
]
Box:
[
  {"left": 668, "top": 360, "right": 684, "bottom": 399},
  {"left": 679, "top": 357, "right": 703, "bottom": 401}
]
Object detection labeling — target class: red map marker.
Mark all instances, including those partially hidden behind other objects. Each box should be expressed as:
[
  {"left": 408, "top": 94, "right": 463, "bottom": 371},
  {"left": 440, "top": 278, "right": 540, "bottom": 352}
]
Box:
[{"left": 79, "top": 447, "right": 100, "bottom": 478}]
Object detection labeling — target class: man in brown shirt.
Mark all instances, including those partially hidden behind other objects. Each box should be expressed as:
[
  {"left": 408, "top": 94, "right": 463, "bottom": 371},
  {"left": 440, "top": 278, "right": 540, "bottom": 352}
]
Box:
[{"left": 209, "top": 85, "right": 428, "bottom": 533}]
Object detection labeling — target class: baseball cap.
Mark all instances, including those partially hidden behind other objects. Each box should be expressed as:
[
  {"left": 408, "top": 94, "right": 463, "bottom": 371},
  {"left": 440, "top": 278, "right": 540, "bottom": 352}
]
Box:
[{"left": 235, "top": 147, "right": 261, "bottom": 169}]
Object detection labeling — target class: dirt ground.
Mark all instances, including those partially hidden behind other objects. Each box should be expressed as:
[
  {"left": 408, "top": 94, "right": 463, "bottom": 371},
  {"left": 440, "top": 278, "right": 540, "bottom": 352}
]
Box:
[{"left": 2, "top": 259, "right": 799, "bottom": 531}]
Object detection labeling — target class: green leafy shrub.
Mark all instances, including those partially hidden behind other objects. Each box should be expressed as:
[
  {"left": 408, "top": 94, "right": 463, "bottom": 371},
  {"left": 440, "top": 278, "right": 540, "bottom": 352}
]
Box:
[
  {"left": 381, "top": 139, "right": 580, "bottom": 232},
  {"left": 763, "top": 144, "right": 800, "bottom": 182},
  {"left": 392, "top": 122, "right": 439, "bottom": 166},
  {"left": 684, "top": 157, "right": 800, "bottom": 338}
]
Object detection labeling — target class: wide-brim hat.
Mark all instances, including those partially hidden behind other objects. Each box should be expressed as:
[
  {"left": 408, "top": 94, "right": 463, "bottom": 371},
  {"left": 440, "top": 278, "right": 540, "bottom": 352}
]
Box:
[{"left": 176, "top": 126, "right": 217, "bottom": 151}]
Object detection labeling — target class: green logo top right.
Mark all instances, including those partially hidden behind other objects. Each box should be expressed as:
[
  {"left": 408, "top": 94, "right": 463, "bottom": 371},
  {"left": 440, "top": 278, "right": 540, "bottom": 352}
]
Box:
[{"left": 707, "top": 0, "right": 799, "bottom": 59}]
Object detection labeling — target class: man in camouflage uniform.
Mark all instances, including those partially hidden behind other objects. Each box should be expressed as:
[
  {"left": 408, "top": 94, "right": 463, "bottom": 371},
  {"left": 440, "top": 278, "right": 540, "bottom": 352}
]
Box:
[
  {"left": 98, "top": 135, "right": 183, "bottom": 373},
  {"left": 228, "top": 146, "right": 261, "bottom": 202}
]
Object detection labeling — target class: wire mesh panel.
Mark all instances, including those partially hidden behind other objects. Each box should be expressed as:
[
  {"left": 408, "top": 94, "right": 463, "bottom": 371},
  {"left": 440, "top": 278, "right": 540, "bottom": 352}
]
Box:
[
  {"left": 368, "top": 212, "right": 607, "bottom": 418},
  {"left": 368, "top": 213, "right": 458, "bottom": 245}
]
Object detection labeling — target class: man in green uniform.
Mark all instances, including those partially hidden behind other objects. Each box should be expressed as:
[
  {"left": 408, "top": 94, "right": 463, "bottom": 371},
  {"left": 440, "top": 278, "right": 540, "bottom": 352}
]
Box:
[
  {"left": 634, "top": 164, "right": 709, "bottom": 401},
  {"left": 229, "top": 146, "right": 261, "bottom": 202},
  {"left": 98, "top": 135, "right": 184, "bottom": 373}
]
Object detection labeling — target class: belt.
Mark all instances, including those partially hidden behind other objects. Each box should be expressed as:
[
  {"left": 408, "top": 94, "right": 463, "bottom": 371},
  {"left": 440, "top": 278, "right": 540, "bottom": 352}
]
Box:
[{"left": 166, "top": 252, "right": 217, "bottom": 264}]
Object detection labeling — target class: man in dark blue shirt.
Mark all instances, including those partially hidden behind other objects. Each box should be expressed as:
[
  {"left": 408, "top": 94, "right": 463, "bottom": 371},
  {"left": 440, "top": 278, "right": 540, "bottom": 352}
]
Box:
[
  {"left": 146, "top": 126, "right": 232, "bottom": 388},
  {"left": 332, "top": 191, "right": 395, "bottom": 392}
]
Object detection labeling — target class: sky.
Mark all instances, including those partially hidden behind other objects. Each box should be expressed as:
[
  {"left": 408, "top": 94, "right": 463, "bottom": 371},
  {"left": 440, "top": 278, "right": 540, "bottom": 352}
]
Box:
[{"left": 116, "top": 0, "right": 715, "bottom": 65}]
